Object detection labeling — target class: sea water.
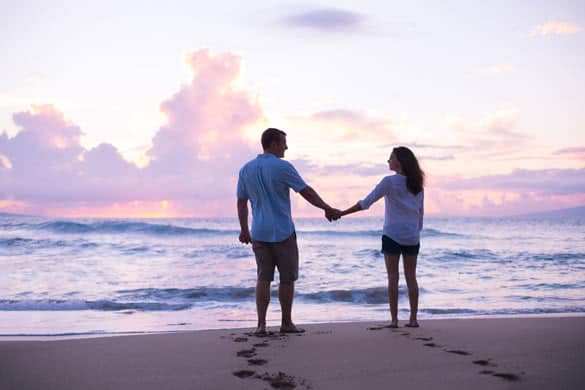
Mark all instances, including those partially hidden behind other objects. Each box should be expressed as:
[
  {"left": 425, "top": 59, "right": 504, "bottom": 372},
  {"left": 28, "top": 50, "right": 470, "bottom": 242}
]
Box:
[{"left": 1, "top": 213, "right": 584, "bottom": 336}]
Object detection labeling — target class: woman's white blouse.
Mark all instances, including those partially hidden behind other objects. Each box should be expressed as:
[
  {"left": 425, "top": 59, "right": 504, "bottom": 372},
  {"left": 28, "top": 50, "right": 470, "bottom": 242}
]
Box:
[{"left": 358, "top": 174, "right": 424, "bottom": 246}]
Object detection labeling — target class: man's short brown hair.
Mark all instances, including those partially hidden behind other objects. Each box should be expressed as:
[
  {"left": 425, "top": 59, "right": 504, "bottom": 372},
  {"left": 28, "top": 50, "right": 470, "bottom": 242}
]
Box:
[{"left": 261, "top": 128, "right": 287, "bottom": 150}]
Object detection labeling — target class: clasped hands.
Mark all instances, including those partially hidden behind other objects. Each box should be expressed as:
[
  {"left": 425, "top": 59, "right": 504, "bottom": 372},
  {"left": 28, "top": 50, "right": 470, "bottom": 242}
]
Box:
[{"left": 325, "top": 207, "right": 343, "bottom": 222}]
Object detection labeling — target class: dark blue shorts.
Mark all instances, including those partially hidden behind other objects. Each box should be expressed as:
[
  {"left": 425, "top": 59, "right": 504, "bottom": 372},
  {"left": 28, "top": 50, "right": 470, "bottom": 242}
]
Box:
[{"left": 381, "top": 235, "right": 420, "bottom": 256}]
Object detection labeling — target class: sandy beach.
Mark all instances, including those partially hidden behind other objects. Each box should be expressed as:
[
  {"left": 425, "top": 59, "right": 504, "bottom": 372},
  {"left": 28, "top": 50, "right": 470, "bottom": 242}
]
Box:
[{"left": 1, "top": 316, "right": 584, "bottom": 390}]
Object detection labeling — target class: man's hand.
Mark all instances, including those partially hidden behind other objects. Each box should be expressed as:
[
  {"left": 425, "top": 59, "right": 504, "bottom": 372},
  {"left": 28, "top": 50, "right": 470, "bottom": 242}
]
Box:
[
  {"left": 325, "top": 208, "right": 342, "bottom": 222},
  {"left": 239, "top": 230, "right": 252, "bottom": 244}
]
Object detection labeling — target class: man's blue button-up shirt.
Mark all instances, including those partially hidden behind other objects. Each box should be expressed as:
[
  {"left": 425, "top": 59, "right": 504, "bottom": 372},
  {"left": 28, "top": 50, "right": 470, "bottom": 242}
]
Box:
[{"left": 237, "top": 154, "right": 307, "bottom": 242}]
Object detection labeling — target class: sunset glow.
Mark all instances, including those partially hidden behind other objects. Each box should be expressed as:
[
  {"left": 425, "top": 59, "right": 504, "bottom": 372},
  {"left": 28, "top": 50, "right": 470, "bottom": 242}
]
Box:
[{"left": 1, "top": 1, "right": 583, "bottom": 218}]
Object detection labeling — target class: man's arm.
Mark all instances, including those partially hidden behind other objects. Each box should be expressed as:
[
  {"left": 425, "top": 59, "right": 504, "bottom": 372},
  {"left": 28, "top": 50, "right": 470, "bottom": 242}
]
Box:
[
  {"left": 299, "top": 186, "right": 331, "bottom": 210},
  {"left": 299, "top": 186, "right": 340, "bottom": 221},
  {"left": 237, "top": 198, "right": 251, "bottom": 244}
]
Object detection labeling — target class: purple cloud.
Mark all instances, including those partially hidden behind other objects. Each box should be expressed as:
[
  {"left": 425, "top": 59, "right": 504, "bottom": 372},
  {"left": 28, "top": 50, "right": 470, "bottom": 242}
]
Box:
[
  {"left": 439, "top": 168, "right": 585, "bottom": 196},
  {"left": 283, "top": 8, "right": 365, "bottom": 32},
  {"left": 291, "top": 159, "right": 384, "bottom": 178}
]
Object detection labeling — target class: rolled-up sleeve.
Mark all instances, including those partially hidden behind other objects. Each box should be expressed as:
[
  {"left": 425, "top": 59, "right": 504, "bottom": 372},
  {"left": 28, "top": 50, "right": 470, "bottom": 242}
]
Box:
[
  {"left": 358, "top": 177, "right": 391, "bottom": 210},
  {"left": 236, "top": 169, "right": 248, "bottom": 199},
  {"left": 282, "top": 162, "right": 308, "bottom": 192}
]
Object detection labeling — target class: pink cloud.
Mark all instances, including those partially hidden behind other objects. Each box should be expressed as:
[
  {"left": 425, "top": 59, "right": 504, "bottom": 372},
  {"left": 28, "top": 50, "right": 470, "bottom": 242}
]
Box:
[
  {"left": 304, "top": 109, "right": 395, "bottom": 143},
  {"left": 531, "top": 22, "right": 582, "bottom": 36},
  {"left": 1, "top": 51, "right": 583, "bottom": 218},
  {"left": 148, "top": 50, "right": 261, "bottom": 171},
  {"left": 0, "top": 50, "right": 264, "bottom": 217},
  {"left": 553, "top": 146, "right": 585, "bottom": 161}
]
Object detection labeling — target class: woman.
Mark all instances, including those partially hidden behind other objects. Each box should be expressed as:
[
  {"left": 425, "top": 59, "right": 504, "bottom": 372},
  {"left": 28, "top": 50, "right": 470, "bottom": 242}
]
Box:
[{"left": 340, "top": 146, "right": 424, "bottom": 328}]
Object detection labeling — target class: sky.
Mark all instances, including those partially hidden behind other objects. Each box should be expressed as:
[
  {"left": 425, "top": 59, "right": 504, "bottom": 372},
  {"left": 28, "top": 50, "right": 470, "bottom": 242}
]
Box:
[{"left": 0, "top": 0, "right": 584, "bottom": 218}]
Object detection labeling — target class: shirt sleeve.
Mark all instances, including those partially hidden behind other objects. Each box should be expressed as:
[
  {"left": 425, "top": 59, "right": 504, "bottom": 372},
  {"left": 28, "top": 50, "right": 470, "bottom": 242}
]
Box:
[
  {"left": 358, "top": 176, "right": 392, "bottom": 210},
  {"left": 419, "top": 190, "right": 424, "bottom": 231},
  {"left": 236, "top": 169, "right": 248, "bottom": 199},
  {"left": 282, "top": 162, "right": 308, "bottom": 192}
]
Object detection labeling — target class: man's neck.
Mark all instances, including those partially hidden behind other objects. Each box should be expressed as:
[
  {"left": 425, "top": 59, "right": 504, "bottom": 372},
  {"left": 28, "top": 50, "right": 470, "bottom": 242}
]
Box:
[{"left": 263, "top": 150, "right": 280, "bottom": 158}]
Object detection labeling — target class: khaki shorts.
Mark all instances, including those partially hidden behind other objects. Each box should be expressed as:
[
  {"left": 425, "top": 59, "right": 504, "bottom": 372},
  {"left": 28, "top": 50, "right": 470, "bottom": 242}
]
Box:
[{"left": 252, "top": 232, "right": 299, "bottom": 283}]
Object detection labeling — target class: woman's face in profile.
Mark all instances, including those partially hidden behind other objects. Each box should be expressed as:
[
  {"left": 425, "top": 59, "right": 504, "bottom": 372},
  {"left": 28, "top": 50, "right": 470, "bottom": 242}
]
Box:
[{"left": 388, "top": 153, "right": 401, "bottom": 173}]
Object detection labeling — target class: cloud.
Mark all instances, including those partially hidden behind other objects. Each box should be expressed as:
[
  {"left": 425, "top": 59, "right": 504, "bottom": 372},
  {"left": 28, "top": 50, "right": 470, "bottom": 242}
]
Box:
[
  {"left": 553, "top": 146, "right": 585, "bottom": 160},
  {"left": 147, "top": 49, "right": 261, "bottom": 173},
  {"left": 0, "top": 49, "right": 264, "bottom": 216},
  {"left": 305, "top": 109, "right": 395, "bottom": 143},
  {"left": 479, "top": 64, "right": 514, "bottom": 74},
  {"left": 291, "top": 158, "right": 384, "bottom": 178},
  {"left": 399, "top": 143, "right": 465, "bottom": 151},
  {"left": 418, "top": 155, "right": 455, "bottom": 161},
  {"left": 426, "top": 186, "right": 585, "bottom": 217},
  {"left": 438, "top": 168, "right": 585, "bottom": 196},
  {"left": 446, "top": 109, "right": 529, "bottom": 155},
  {"left": 379, "top": 143, "right": 463, "bottom": 162},
  {"left": 531, "top": 21, "right": 583, "bottom": 36},
  {"left": 0, "top": 154, "right": 12, "bottom": 169},
  {"left": 283, "top": 8, "right": 366, "bottom": 33}
]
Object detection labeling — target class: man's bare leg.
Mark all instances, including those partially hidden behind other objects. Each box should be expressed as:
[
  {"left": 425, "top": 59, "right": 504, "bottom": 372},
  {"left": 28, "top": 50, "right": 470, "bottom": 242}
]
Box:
[
  {"left": 256, "top": 280, "right": 271, "bottom": 334},
  {"left": 279, "top": 281, "right": 304, "bottom": 333},
  {"left": 384, "top": 254, "right": 400, "bottom": 328}
]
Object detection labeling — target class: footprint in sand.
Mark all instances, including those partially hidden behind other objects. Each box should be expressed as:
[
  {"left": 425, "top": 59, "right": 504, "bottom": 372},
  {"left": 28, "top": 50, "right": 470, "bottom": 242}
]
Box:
[
  {"left": 423, "top": 342, "right": 442, "bottom": 348},
  {"left": 473, "top": 359, "right": 495, "bottom": 367},
  {"left": 256, "top": 371, "right": 298, "bottom": 389},
  {"left": 445, "top": 349, "right": 472, "bottom": 356},
  {"left": 415, "top": 336, "right": 433, "bottom": 341},
  {"left": 479, "top": 369, "right": 521, "bottom": 382},
  {"left": 492, "top": 372, "right": 521, "bottom": 382},
  {"left": 233, "top": 337, "right": 248, "bottom": 342},
  {"left": 233, "top": 370, "right": 256, "bottom": 379},
  {"left": 247, "top": 358, "right": 268, "bottom": 366},
  {"left": 237, "top": 348, "right": 257, "bottom": 358},
  {"left": 253, "top": 342, "right": 269, "bottom": 348},
  {"left": 367, "top": 325, "right": 394, "bottom": 330}
]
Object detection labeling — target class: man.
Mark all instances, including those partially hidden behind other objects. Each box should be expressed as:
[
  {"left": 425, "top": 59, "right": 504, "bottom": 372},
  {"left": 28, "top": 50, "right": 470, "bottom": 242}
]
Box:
[{"left": 237, "top": 128, "right": 339, "bottom": 335}]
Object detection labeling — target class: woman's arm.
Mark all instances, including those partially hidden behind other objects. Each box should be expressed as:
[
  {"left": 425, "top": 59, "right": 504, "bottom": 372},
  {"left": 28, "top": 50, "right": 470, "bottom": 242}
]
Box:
[
  {"left": 341, "top": 202, "right": 364, "bottom": 217},
  {"left": 337, "top": 177, "right": 390, "bottom": 219}
]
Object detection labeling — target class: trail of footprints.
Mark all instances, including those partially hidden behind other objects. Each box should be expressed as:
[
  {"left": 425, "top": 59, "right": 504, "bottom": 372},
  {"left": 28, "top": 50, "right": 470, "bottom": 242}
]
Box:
[
  {"left": 231, "top": 332, "right": 312, "bottom": 389},
  {"left": 231, "top": 325, "right": 523, "bottom": 387},
  {"left": 367, "top": 325, "right": 523, "bottom": 383}
]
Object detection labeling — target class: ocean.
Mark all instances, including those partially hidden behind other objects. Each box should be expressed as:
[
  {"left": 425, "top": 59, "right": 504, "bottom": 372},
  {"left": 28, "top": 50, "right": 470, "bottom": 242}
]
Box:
[{"left": 1, "top": 213, "right": 584, "bottom": 337}]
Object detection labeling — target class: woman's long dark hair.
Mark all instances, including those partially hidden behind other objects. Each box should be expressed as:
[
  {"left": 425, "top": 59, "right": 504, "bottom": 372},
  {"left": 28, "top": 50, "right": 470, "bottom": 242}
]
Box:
[{"left": 392, "top": 146, "right": 425, "bottom": 195}]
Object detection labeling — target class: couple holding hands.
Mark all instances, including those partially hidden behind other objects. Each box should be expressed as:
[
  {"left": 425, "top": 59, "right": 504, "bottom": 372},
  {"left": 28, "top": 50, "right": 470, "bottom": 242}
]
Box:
[{"left": 237, "top": 128, "right": 425, "bottom": 335}]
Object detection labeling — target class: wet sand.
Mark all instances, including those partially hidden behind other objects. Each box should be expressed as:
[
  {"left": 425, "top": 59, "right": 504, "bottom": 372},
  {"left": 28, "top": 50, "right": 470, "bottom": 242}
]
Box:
[{"left": 1, "top": 316, "right": 584, "bottom": 389}]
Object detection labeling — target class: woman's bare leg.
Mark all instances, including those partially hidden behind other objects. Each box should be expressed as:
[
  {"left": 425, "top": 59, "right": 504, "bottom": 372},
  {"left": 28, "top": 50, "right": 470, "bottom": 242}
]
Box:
[
  {"left": 384, "top": 254, "right": 400, "bottom": 327},
  {"left": 403, "top": 255, "right": 419, "bottom": 326}
]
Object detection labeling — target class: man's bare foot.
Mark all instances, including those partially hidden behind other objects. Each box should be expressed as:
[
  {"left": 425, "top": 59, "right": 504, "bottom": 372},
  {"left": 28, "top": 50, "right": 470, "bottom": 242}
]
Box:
[
  {"left": 280, "top": 323, "right": 305, "bottom": 333},
  {"left": 254, "top": 323, "right": 267, "bottom": 336},
  {"left": 405, "top": 320, "right": 419, "bottom": 328},
  {"left": 389, "top": 320, "right": 399, "bottom": 329}
]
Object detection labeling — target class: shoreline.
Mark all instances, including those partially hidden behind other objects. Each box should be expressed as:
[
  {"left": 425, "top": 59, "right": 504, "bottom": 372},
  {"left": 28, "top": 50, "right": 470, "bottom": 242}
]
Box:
[
  {"left": 1, "top": 311, "right": 585, "bottom": 341},
  {"left": 2, "top": 316, "right": 584, "bottom": 389}
]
